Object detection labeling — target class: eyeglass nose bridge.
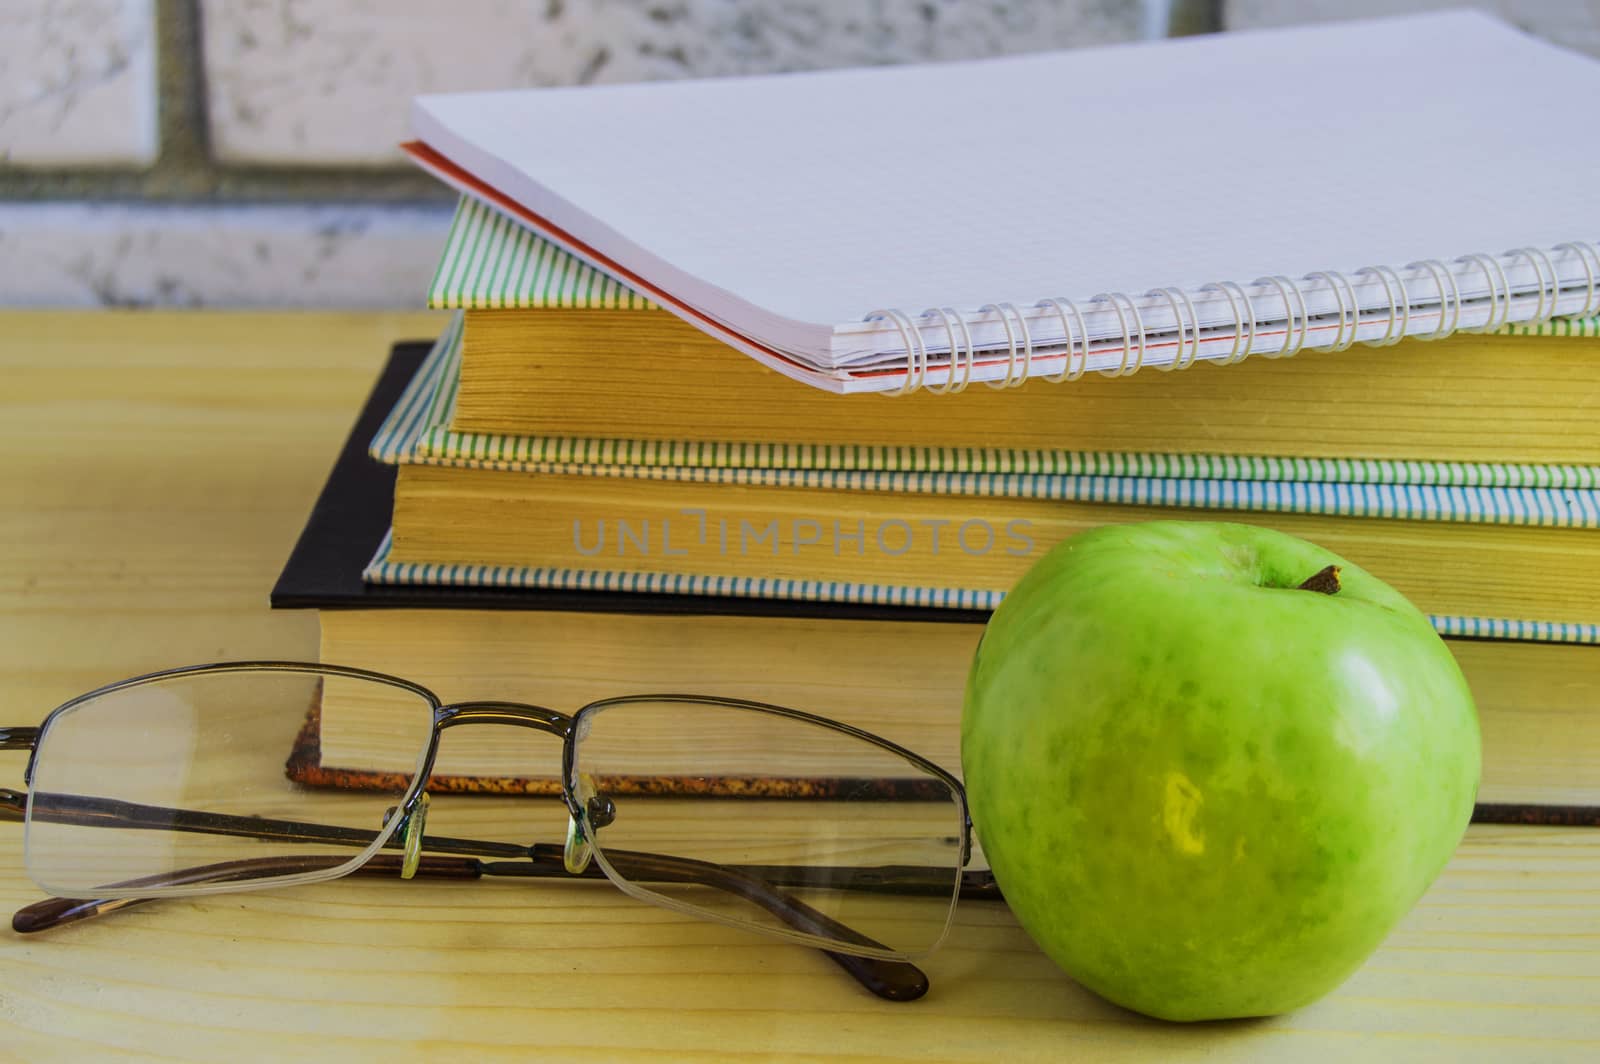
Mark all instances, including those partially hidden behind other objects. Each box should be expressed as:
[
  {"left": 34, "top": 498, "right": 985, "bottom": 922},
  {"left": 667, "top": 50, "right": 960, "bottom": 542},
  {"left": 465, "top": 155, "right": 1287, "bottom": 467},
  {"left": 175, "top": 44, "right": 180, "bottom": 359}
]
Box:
[
  {"left": 435, "top": 700, "right": 573, "bottom": 737},
  {"left": 430, "top": 698, "right": 590, "bottom": 826}
]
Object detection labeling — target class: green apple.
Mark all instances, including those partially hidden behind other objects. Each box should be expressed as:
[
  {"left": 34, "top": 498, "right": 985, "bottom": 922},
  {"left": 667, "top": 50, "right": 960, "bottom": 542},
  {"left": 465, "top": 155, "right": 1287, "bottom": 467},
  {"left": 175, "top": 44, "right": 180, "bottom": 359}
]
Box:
[{"left": 961, "top": 520, "right": 1480, "bottom": 1021}]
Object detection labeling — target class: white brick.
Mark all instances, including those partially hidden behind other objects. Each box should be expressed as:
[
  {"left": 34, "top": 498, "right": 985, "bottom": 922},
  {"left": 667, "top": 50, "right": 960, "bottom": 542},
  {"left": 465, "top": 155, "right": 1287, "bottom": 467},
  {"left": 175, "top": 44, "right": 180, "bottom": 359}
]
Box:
[
  {"left": 202, "top": 0, "right": 1142, "bottom": 166},
  {"left": 0, "top": 203, "right": 452, "bottom": 307},
  {"left": 0, "top": 0, "right": 159, "bottom": 166},
  {"left": 1225, "top": 0, "right": 1600, "bottom": 58}
]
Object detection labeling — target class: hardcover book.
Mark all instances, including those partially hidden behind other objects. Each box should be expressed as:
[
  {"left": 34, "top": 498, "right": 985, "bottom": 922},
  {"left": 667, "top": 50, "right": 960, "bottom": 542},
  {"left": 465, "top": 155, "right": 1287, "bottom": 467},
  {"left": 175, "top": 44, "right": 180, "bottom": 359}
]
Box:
[
  {"left": 369, "top": 330, "right": 1600, "bottom": 638},
  {"left": 275, "top": 344, "right": 1600, "bottom": 813},
  {"left": 386, "top": 316, "right": 1600, "bottom": 509}
]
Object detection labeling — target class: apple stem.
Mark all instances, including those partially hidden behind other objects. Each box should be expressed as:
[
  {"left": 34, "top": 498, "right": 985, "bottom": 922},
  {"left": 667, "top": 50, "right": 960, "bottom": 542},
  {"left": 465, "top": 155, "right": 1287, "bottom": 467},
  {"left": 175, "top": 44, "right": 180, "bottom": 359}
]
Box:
[{"left": 1296, "top": 565, "right": 1342, "bottom": 595}]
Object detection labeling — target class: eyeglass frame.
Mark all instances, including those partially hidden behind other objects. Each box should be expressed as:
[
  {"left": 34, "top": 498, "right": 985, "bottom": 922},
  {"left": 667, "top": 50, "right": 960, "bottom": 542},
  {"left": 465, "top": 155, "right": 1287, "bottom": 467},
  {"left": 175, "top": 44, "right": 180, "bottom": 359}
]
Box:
[{"left": 1, "top": 660, "right": 993, "bottom": 1002}]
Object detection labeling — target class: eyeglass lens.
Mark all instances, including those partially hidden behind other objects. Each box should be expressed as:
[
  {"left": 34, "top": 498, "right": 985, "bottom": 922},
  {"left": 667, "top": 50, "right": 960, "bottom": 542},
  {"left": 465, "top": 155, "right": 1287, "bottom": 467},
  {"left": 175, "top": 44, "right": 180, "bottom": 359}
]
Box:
[
  {"left": 25, "top": 669, "right": 437, "bottom": 898},
  {"left": 573, "top": 698, "right": 965, "bottom": 957},
  {"left": 24, "top": 670, "right": 964, "bottom": 960}
]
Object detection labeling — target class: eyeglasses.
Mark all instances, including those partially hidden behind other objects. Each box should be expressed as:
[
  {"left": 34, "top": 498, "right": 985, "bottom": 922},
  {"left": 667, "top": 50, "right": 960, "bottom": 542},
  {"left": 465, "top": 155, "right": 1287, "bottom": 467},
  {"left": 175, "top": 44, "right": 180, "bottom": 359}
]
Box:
[{"left": 0, "top": 661, "right": 999, "bottom": 1001}]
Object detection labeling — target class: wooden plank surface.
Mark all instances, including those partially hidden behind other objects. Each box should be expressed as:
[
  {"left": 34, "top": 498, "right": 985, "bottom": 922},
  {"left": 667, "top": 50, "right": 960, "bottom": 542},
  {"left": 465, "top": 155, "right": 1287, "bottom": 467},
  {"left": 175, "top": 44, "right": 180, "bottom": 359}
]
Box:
[{"left": 0, "top": 311, "right": 1596, "bottom": 1061}]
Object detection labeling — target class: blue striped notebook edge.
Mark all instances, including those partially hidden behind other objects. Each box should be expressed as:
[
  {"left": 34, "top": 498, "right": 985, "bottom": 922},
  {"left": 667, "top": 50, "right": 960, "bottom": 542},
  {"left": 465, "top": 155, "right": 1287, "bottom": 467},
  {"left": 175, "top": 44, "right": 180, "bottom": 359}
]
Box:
[
  {"left": 367, "top": 318, "right": 1600, "bottom": 525},
  {"left": 361, "top": 534, "right": 1598, "bottom": 646}
]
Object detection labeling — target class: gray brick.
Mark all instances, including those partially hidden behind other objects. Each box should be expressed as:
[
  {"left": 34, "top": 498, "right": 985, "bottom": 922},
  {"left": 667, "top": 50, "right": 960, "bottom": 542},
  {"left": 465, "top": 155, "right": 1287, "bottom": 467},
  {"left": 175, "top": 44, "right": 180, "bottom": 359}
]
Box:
[
  {"left": 202, "top": 0, "right": 1143, "bottom": 166},
  {"left": 0, "top": 202, "right": 452, "bottom": 307},
  {"left": 0, "top": 0, "right": 159, "bottom": 166},
  {"left": 1225, "top": 0, "right": 1600, "bottom": 57}
]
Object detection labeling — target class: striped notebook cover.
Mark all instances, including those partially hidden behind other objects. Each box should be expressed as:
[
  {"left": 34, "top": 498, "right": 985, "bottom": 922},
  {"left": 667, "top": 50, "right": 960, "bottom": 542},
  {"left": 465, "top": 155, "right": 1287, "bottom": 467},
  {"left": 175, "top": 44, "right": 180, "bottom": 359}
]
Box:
[
  {"left": 375, "top": 317, "right": 1600, "bottom": 527},
  {"left": 431, "top": 195, "right": 659, "bottom": 311},
  {"left": 433, "top": 194, "right": 1600, "bottom": 328},
  {"left": 361, "top": 530, "right": 1599, "bottom": 646}
]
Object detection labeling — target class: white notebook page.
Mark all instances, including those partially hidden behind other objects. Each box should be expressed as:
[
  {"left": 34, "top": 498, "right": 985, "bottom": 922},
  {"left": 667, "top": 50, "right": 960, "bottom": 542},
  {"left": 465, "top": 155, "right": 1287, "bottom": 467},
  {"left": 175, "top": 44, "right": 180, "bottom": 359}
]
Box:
[{"left": 413, "top": 11, "right": 1600, "bottom": 387}]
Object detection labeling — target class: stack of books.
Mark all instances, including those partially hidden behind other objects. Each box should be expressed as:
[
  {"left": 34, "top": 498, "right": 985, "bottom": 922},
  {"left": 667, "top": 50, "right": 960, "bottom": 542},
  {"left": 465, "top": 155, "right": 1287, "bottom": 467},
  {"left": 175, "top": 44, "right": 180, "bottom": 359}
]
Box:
[{"left": 274, "top": 11, "right": 1600, "bottom": 815}]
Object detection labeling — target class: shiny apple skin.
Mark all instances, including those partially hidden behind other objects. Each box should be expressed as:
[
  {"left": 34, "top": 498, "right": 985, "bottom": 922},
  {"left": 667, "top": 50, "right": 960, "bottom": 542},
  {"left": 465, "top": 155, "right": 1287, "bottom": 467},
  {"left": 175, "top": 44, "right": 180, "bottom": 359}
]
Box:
[{"left": 961, "top": 521, "right": 1481, "bottom": 1021}]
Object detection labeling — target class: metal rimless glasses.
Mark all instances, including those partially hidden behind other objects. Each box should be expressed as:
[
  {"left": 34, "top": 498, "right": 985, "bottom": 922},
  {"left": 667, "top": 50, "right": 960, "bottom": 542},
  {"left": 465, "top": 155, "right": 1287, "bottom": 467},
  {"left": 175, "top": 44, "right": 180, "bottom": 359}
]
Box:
[{"left": 0, "top": 662, "right": 1001, "bottom": 1000}]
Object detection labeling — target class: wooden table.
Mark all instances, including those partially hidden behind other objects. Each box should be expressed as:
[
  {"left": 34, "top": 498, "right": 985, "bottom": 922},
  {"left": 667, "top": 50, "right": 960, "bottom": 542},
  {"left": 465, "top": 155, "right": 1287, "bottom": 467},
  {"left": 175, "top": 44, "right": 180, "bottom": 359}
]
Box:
[{"left": 1, "top": 312, "right": 1596, "bottom": 1061}]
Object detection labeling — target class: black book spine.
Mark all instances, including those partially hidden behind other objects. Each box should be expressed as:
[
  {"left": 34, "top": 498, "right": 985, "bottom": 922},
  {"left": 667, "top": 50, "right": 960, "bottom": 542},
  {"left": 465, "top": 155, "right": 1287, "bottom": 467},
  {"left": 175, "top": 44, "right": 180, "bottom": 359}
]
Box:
[{"left": 270, "top": 341, "right": 991, "bottom": 624}]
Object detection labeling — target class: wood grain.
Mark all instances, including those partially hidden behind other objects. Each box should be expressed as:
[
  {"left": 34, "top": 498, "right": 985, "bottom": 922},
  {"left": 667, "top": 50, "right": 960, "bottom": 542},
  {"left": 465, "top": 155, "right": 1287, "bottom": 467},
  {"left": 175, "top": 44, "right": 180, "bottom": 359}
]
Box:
[{"left": 1, "top": 311, "right": 1596, "bottom": 1061}]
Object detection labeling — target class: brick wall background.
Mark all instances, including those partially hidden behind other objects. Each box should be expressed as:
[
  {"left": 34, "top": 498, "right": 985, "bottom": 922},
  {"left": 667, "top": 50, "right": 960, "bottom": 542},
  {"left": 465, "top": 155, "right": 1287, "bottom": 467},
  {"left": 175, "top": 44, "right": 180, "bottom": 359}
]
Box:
[{"left": 1, "top": 0, "right": 1595, "bottom": 308}]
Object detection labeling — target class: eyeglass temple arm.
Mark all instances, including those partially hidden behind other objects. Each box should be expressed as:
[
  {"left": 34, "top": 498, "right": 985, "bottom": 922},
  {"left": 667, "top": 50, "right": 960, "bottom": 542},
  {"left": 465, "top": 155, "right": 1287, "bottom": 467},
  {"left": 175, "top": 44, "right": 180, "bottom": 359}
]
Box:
[
  {"left": 0, "top": 786, "right": 525, "bottom": 932},
  {"left": 0, "top": 789, "right": 935, "bottom": 1000},
  {"left": 519, "top": 844, "right": 932, "bottom": 1000},
  {"left": 0, "top": 727, "right": 39, "bottom": 751},
  {"left": 4, "top": 846, "right": 934, "bottom": 1002},
  {"left": 472, "top": 845, "right": 940, "bottom": 1001},
  {"left": 4, "top": 785, "right": 977, "bottom": 890},
  {"left": 5, "top": 786, "right": 535, "bottom": 856},
  {"left": 8, "top": 853, "right": 482, "bottom": 931}
]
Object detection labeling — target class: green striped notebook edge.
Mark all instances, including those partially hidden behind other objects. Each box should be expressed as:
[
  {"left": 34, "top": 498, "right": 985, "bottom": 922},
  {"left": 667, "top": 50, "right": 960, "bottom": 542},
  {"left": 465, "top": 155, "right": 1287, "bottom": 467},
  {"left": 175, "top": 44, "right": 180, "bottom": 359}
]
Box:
[
  {"left": 429, "top": 197, "right": 657, "bottom": 311},
  {"left": 427, "top": 198, "right": 1600, "bottom": 338},
  {"left": 392, "top": 454, "right": 1600, "bottom": 527},
  {"left": 374, "top": 317, "right": 1600, "bottom": 498}
]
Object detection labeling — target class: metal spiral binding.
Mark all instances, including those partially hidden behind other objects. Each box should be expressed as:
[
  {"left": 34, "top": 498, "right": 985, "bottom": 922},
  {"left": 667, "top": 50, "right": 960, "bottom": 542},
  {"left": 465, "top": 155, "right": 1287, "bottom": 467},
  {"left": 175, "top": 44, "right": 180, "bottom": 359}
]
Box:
[
  {"left": 1404, "top": 259, "right": 1461, "bottom": 340},
  {"left": 865, "top": 241, "right": 1598, "bottom": 393},
  {"left": 864, "top": 308, "right": 926, "bottom": 396},
  {"left": 979, "top": 302, "right": 1033, "bottom": 389},
  {"left": 921, "top": 307, "right": 974, "bottom": 394},
  {"left": 1554, "top": 241, "right": 1599, "bottom": 315},
  {"left": 1145, "top": 286, "right": 1202, "bottom": 371},
  {"left": 1458, "top": 252, "right": 1513, "bottom": 333},
  {"left": 1035, "top": 297, "right": 1091, "bottom": 383},
  {"left": 1353, "top": 266, "right": 1409, "bottom": 346},
  {"left": 1302, "top": 270, "right": 1361, "bottom": 351},
  {"left": 1199, "top": 280, "right": 1254, "bottom": 365},
  {"left": 1252, "top": 275, "right": 1310, "bottom": 358},
  {"left": 1092, "top": 292, "right": 1146, "bottom": 377},
  {"left": 1507, "top": 246, "right": 1559, "bottom": 324}
]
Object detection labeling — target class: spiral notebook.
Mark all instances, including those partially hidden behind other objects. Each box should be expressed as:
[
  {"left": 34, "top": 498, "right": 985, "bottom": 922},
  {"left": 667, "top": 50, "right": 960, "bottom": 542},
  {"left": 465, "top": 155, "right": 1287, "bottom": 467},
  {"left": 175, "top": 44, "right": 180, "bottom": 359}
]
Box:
[
  {"left": 407, "top": 11, "right": 1600, "bottom": 394},
  {"left": 424, "top": 192, "right": 1600, "bottom": 471}
]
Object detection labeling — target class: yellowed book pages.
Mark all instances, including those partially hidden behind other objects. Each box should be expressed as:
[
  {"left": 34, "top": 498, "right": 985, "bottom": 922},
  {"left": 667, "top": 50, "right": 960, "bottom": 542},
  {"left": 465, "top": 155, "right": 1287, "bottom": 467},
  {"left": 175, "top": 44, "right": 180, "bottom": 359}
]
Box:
[
  {"left": 387, "top": 464, "right": 1600, "bottom": 626},
  {"left": 315, "top": 607, "right": 1600, "bottom": 809},
  {"left": 456, "top": 312, "right": 1598, "bottom": 465}
]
